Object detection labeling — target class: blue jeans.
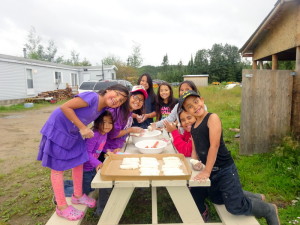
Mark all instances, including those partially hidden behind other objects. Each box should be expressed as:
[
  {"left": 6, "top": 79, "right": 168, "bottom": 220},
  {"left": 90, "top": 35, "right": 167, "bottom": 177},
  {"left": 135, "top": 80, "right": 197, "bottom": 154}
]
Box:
[
  {"left": 63, "top": 180, "right": 74, "bottom": 197},
  {"left": 63, "top": 169, "right": 96, "bottom": 197},
  {"left": 191, "top": 163, "right": 252, "bottom": 215},
  {"left": 83, "top": 169, "right": 96, "bottom": 195}
]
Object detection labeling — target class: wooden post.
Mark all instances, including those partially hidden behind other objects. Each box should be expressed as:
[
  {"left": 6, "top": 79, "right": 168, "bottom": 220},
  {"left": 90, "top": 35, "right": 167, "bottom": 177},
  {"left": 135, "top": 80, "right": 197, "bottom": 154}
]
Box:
[
  {"left": 272, "top": 54, "right": 278, "bottom": 70},
  {"left": 291, "top": 46, "right": 300, "bottom": 138},
  {"left": 252, "top": 60, "right": 258, "bottom": 69},
  {"left": 259, "top": 61, "right": 263, "bottom": 69}
]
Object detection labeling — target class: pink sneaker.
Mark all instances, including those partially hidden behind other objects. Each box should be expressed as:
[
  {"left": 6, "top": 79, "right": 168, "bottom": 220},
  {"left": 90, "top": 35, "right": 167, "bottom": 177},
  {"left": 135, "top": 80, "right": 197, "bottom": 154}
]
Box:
[
  {"left": 71, "top": 194, "right": 96, "bottom": 208},
  {"left": 56, "top": 205, "right": 84, "bottom": 221}
]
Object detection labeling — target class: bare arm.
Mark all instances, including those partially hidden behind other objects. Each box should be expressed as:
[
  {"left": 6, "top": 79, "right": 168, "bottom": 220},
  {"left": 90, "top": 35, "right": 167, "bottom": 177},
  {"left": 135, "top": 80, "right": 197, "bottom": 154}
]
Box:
[
  {"left": 191, "top": 138, "right": 198, "bottom": 159},
  {"left": 194, "top": 114, "right": 221, "bottom": 181},
  {"left": 60, "top": 97, "right": 94, "bottom": 138}
]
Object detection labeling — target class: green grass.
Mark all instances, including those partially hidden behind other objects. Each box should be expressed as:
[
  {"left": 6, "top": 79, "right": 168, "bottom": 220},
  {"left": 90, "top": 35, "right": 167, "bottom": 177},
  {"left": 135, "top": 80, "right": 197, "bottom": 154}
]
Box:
[
  {"left": 1, "top": 85, "right": 299, "bottom": 225},
  {"left": 0, "top": 100, "right": 68, "bottom": 113}
]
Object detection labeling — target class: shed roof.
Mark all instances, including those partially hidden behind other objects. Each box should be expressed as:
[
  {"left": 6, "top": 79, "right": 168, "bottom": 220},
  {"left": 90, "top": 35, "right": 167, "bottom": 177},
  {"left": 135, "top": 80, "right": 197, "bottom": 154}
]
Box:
[
  {"left": 183, "top": 74, "right": 209, "bottom": 77},
  {"left": 239, "top": 0, "right": 298, "bottom": 61}
]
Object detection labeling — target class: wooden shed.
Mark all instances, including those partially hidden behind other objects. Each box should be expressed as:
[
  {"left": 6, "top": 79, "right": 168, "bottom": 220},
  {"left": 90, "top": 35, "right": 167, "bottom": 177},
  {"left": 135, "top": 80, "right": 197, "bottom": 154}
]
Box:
[
  {"left": 239, "top": 0, "right": 300, "bottom": 154},
  {"left": 183, "top": 74, "right": 209, "bottom": 87}
]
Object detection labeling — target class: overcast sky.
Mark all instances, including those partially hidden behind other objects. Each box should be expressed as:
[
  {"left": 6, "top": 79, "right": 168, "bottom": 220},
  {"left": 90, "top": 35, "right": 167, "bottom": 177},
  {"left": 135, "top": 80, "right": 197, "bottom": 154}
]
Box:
[{"left": 0, "top": 0, "right": 277, "bottom": 66}]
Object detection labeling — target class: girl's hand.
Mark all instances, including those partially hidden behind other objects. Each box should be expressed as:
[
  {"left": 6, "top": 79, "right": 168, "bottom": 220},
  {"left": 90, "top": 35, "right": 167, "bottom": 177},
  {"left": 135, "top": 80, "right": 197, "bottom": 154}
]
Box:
[
  {"left": 136, "top": 115, "right": 144, "bottom": 123},
  {"left": 96, "top": 163, "right": 103, "bottom": 172},
  {"left": 113, "top": 148, "right": 121, "bottom": 153},
  {"left": 193, "top": 170, "right": 210, "bottom": 182},
  {"left": 148, "top": 123, "right": 156, "bottom": 131},
  {"left": 80, "top": 127, "right": 94, "bottom": 139},
  {"left": 163, "top": 121, "right": 177, "bottom": 133},
  {"left": 140, "top": 114, "right": 149, "bottom": 123},
  {"left": 130, "top": 127, "right": 144, "bottom": 134}
]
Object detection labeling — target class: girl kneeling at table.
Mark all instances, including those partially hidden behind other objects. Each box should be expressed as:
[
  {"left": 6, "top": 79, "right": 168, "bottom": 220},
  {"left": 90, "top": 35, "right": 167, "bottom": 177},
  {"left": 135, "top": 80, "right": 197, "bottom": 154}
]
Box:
[
  {"left": 95, "top": 85, "right": 148, "bottom": 216},
  {"left": 37, "top": 84, "right": 129, "bottom": 221},
  {"left": 178, "top": 90, "right": 280, "bottom": 225},
  {"left": 164, "top": 109, "right": 195, "bottom": 157}
]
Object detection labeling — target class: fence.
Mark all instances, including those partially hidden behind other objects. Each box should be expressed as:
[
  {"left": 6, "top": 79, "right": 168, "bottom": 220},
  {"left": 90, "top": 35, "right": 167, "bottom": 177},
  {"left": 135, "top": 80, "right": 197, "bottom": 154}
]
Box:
[{"left": 240, "top": 69, "right": 293, "bottom": 154}]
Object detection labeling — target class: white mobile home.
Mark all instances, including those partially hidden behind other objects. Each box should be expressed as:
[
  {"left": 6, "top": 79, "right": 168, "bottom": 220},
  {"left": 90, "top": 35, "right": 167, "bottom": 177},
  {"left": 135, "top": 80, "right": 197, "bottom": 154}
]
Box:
[{"left": 0, "top": 54, "right": 117, "bottom": 105}]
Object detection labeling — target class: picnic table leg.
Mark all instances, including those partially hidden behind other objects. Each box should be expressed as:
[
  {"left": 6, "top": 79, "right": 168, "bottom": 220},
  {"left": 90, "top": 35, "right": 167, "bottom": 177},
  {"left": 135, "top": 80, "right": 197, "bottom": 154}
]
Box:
[
  {"left": 166, "top": 186, "right": 205, "bottom": 224},
  {"left": 151, "top": 187, "right": 158, "bottom": 224},
  {"left": 97, "top": 187, "right": 134, "bottom": 225}
]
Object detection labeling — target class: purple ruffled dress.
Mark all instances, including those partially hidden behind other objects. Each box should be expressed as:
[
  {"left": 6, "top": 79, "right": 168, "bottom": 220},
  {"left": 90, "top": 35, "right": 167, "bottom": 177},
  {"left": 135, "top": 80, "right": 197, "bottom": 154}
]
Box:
[
  {"left": 103, "top": 107, "right": 133, "bottom": 151},
  {"left": 37, "top": 92, "right": 107, "bottom": 171}
]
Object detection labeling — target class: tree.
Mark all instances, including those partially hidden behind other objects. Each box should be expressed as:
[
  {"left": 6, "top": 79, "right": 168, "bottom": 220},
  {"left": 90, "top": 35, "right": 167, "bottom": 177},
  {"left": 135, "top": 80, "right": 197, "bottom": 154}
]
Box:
[
  {"left": 162, "top": 54, "right": 169, "bottom": 67},
  {"left": 194, "top": 49, "right": 209, "bottom": 74},
  {"left": 208, "top": 44, "right": 227, "bottom": 82},
  {"left": 24, "top": 27, "right": 91, "bottom": 66},
  {"left": 187, "top": 55, "right": 194, "bottom": 74},
  {"left": 127, "top": 42, "right": 143, "bottom": 68},
  {"left": 25, "top": 27, "right": 43, "bottom": 60},
  {"left": 102, "top": 55, "right": 123, "bottom": 66},
  {"left": 24, "top": 27, "right": 58, "bottom": 62}
]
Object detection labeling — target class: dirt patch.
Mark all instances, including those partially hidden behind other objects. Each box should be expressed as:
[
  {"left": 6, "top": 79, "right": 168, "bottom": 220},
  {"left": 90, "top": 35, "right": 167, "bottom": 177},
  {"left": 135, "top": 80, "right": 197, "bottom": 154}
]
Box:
[{"left": 0, "top": 105, "right": 58, "bottom": 175}]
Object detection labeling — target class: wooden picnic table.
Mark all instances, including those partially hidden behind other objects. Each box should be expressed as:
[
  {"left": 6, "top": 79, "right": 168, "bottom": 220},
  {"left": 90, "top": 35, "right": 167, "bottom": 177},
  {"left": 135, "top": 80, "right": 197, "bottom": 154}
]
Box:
[{"left": 91, "top": 130, "right": 212, "bottom": 225}]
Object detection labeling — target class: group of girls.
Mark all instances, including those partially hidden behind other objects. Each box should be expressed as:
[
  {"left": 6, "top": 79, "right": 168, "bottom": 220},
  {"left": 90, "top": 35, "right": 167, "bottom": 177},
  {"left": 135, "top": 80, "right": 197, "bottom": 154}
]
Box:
[{"left": 38, "top": 72, "right": 279, "bottom": 224}]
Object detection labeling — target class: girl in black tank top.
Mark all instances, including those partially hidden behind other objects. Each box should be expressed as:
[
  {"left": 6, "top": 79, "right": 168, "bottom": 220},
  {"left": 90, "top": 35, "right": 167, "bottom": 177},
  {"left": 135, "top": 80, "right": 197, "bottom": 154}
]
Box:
[{"left": 191, "top": 113, "right": 234, "bottom": 169}]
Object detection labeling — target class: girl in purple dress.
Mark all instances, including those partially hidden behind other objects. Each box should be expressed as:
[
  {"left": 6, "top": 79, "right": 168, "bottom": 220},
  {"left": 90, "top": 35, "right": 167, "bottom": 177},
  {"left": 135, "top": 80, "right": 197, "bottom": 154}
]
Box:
[{"left": 37, "top": 84, "right": 129, "bottom": 221}]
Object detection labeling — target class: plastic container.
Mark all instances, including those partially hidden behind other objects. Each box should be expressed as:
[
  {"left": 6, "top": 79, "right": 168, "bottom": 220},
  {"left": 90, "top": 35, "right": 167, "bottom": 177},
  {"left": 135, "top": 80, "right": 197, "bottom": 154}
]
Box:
[
  {"left": 24, "top": 103, "right": 34, "bottom": 108},
  {"left": 135, "top": 140, "right": 167, "bottom": 154}
]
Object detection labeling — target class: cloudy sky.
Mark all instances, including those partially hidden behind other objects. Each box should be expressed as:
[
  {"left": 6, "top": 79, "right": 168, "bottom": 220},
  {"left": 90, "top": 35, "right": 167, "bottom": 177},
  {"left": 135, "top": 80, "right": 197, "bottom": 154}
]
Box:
[{"left": 0, "top": 0, "right": 277, "bottom": 66}]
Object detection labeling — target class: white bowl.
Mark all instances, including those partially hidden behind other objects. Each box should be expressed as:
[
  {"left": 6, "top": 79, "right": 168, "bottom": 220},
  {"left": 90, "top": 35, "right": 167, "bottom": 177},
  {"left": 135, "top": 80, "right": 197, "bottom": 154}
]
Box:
[
  {"left": 131, "top": 129, "right": 161, "bottom": 144},
  {"left": 135, "top": 139, "right": 167, "bottom": 154}
]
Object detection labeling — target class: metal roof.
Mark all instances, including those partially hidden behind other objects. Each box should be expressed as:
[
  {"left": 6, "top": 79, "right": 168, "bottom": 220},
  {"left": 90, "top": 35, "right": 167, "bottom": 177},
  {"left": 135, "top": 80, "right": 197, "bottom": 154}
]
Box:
[
  {"left": 0, "top": 53, "right": 117, "bottom": 70},
  {"left": 239, "top": 0, "right": 298, "bottom": 60}
]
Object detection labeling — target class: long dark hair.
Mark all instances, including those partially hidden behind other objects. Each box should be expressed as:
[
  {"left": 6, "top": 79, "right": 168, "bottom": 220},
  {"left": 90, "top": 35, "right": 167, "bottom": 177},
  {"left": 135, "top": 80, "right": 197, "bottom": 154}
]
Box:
[
  {"left": 156, "top": 82, "right": 178, "bottom": 120},
  {"left": 178, "top": 80, "right": 199, "bottom": 95},
  {"left": 98, "top": 84, "right": 130, "bottom": 122},
  {"left": 93, "top": 110, "right": 114, "bottom": 133},
  {"left": 137, "top": 73, "right": 156, "bottom": 104}
]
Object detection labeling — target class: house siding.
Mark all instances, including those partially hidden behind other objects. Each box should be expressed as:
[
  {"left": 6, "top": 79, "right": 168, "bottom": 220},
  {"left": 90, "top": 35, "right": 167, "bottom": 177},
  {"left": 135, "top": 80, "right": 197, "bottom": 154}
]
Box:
[
  {"left": 0, "top": 61, "right": 27, "bottom": 100},
  {"left": 0, "top": 54, "right": 117, "bottom": 104}
]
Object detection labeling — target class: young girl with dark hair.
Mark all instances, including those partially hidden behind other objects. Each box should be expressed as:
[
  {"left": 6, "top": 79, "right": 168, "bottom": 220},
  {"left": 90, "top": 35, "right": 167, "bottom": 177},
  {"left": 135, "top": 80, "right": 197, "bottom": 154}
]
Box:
[
  {"left": 83, "top": 111, "right": 113, "bottom": 195},
  {"left": 37, "top": 84, "right": 129, "bottom": 221},
  {"left": 132, "top": 73, "right": 157, "bottom": 129},
  {"left": 155, "top": 82, "right": 178, "bottom": 121},
  {"left": 150, "top": 80, "right": 199, "bottom": 130}
]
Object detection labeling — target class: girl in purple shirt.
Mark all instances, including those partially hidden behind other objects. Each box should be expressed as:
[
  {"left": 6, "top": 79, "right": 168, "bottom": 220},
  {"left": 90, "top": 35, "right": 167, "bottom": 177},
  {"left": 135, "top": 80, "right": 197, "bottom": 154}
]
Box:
[
  {"left": 37, "top": 84, "right": 129, "bottom": 221},
  {"left": 83, "top": 110, "right": 113, "bottom": 195}
]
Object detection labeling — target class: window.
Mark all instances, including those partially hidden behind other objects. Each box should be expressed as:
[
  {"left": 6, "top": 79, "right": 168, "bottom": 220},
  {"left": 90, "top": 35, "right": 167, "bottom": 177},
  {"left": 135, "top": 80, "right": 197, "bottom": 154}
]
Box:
[
  {"left": 55, "top": 72, "right": 62, "bottom": 84},
  {"left": 26, "top": 69, "right": 33, "bottom": 89}
]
